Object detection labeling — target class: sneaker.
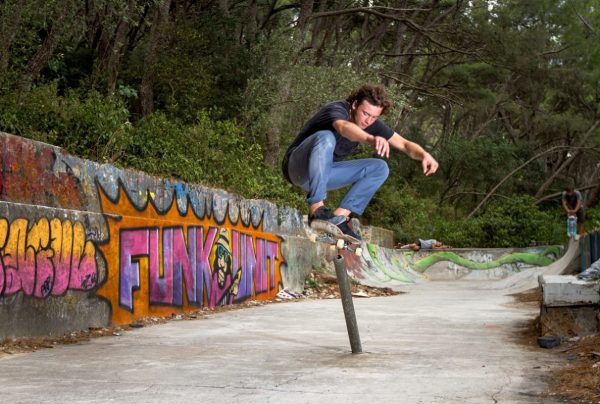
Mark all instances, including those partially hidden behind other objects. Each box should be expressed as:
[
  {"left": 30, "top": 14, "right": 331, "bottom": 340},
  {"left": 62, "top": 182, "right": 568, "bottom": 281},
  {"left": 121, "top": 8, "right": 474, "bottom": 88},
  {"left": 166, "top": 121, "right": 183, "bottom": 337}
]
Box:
[
  {"left": 328, "top": 215, "right": 361, "bottom": 241},
  {"left": 308, "top": 206, "right": 334, "bottom": 226}
]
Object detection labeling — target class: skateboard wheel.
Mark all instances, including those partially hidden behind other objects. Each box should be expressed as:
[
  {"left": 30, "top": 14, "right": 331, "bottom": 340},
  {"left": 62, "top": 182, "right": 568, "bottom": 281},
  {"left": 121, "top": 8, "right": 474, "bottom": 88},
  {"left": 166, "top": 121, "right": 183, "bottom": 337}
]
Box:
[
  {"left": 309, "top": 234, "right": 317, "bottom": 243},
  {"left": 336, "top": 239, "right": 345, "bottom": 249},
  {"left": 355, "top": 247, "right": 362, "bottom": 256}
]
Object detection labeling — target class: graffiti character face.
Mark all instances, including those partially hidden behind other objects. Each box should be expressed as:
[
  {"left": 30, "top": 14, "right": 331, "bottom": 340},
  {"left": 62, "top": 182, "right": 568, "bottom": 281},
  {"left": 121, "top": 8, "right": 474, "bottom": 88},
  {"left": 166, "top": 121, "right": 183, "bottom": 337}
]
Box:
[{"left": 214, "top": 243, "right": 232, "bottom": 288}]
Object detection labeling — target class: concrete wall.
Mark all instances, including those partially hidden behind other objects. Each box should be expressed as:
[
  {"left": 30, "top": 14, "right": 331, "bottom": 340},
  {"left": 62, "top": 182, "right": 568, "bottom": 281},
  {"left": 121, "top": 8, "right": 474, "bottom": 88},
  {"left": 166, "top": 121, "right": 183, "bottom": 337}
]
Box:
[
  {"left": 0, "top": 132, "right": 312, "bottom": 337},
  {"left": 579, "top": 231, "right": 600, "bottom": 273},
  {"left": 540, "top": 274, "right": 600, "bottom": 337},
  {"left": 415, "top": 247, "right": 562, "bottom": 280},
  {"left": 539, "top": 231, "right": 600, "bottom": 337},
  {"left": 361, "top": 225, "right": 395, "bottom": 249}
]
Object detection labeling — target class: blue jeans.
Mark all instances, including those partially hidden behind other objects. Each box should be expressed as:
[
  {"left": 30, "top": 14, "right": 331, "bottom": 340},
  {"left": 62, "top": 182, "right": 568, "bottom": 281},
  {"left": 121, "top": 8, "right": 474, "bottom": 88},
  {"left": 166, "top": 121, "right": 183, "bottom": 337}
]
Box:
[{"left": 287, "top": 130, "right": 389, "bottom": 215}]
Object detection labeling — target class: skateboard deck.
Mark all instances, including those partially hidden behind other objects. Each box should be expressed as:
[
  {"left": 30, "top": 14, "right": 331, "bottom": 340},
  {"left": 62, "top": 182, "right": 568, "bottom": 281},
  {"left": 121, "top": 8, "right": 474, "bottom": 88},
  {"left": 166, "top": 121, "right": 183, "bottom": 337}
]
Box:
[
  {"left": 567, "top": 215, "right": 577, "bottom": 238},
  {"left": 309, "top": 219, "right": 362, "bottom": 255}
]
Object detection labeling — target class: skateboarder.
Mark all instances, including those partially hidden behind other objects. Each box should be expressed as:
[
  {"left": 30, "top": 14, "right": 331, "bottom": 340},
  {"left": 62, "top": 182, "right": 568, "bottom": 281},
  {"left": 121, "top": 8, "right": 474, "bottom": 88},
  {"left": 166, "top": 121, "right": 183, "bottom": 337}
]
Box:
[
  {"left": 561, "top": 187, "right": 585, "bottom": 236},
  {"left": 282, "top": 84, "right": 438, "bottom": 240}
]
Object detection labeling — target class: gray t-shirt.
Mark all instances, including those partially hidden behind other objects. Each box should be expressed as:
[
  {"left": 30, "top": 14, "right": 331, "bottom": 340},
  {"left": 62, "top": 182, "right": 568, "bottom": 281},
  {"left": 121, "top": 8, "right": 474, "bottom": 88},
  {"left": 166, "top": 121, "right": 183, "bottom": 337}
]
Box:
[{"left": 418, "top": 239, "right": 437, "bottom": 250}]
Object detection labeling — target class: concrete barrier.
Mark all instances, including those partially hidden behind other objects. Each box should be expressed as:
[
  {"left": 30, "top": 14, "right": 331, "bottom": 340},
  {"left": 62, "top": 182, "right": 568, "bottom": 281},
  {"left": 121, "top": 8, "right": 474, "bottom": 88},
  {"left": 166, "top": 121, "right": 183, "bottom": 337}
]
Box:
[{"left": 538, "top": 231, "right": 600, "bottom": 337}]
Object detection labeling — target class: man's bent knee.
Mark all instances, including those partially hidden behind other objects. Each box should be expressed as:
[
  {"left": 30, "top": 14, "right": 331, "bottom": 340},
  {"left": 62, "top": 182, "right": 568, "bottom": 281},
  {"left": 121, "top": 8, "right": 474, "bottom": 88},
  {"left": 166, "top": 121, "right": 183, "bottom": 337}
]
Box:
[
  {"left": 312, "top": 130, "right": 336, "bottom": 149},
  {"left": 370, "top": 159, "right": 389, "bottom": 180}
]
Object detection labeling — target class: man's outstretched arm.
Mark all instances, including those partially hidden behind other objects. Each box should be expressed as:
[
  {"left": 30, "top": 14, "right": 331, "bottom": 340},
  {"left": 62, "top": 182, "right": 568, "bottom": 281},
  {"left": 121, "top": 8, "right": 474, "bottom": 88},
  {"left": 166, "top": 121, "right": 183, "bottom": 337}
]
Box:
[
  {"left": 332, "top": 119, "right": 390, "bottom": 157},
  {"left": 388, "top": 133, "right": 438, "bottom": 176}
]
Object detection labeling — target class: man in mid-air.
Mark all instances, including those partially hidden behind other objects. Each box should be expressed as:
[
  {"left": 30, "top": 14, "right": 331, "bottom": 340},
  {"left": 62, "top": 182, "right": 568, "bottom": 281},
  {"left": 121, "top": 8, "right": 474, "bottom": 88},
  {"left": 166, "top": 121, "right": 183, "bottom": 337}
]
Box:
[{"left": 282, "top": 84, "right": 438, "bottom": 239}]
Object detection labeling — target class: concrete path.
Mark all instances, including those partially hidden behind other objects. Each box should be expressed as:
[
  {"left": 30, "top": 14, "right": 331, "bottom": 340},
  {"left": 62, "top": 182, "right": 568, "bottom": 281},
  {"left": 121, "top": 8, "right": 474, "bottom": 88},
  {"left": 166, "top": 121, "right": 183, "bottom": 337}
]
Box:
[{"left": 0, "top": 280, "right": 563, "bottom": 403}]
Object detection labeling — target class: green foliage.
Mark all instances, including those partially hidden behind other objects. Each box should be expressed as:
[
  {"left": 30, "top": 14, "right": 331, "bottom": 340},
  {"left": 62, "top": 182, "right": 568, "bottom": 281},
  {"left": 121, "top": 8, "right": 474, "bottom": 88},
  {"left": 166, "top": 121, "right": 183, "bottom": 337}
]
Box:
[
  {"left": 0, "top": 84, "right": 302, "bottom": 208},
  {"left": 0, "top": 83, "right": 132, "bottom": 162},
  {"left": 121, "top": 111, "right": 304, "bottom": 207},
  {"left": 0, "top": 82, "right": 63, "bottom": 144},
  {"left": 240, "top": 33, "right": 407, "bottom": 150},
  {"left": 378, "top": 193, "right": 564, "bottom": 248},
  {"left": 365, "top": 184, "right": 447, "bottom": 244},
  {"left": 463, "top": 196, "right": 563, "bottom": 248},
  {"left": 438, "top": 135, "right": 525, "bottom": 208},
  {"left": 585, "top": 206, "right": 600, "bottom": 232}
]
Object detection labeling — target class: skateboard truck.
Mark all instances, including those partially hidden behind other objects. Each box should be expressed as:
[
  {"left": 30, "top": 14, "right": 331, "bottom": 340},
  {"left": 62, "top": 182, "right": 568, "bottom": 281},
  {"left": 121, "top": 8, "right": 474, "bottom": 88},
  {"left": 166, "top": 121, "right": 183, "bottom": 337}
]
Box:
[{"left": 308, "top": 220, "right": 363, "bottom": 256}]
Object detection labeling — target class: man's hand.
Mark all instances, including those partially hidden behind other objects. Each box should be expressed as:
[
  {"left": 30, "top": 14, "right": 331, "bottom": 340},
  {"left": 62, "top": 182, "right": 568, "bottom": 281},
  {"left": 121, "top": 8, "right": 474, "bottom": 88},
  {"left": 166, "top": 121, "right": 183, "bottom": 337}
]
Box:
[
  {"left": 422, "top": 153, "right": 438, "bottom": 176},
  {"left": 372, "top": 135, "right": 390, "bottom": 158}
]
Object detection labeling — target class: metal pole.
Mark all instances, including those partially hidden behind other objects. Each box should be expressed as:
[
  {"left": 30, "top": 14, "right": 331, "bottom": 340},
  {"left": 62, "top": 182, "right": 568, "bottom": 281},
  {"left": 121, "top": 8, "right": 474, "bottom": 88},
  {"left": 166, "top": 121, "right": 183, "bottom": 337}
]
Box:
[{"left": 333, "top": 254, "right": 362, "bottom": 354}]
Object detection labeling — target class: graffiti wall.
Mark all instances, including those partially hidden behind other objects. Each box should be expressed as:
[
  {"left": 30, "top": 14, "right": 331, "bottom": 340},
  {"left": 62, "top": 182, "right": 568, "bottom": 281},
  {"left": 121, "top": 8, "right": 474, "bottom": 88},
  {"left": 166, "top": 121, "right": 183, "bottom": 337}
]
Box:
[
  {"left": 338, "top": 244, "right": 563, "bottom": 288},
  {"left": 0, "top": 132, "right": 297, "bottom": 336},
  {"left": 96, "top": 181, "right": 283, "bottom": 324},
  {"left": 0, "top": 216, "right": 98, "bottom": 299}
]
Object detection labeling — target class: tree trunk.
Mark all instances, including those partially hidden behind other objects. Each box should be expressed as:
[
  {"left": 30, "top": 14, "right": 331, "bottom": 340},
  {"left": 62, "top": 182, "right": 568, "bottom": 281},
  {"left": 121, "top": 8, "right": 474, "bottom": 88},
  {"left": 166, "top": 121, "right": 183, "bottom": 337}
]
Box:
[
  {"left": 139, "top": 0, "right": 171, "bottom": 117},
  {"left": 297, "top": 0, "right": 313, "bottom": 31},
  {"left": 218, "top": 0, "right": 229, "bottom": 17},
  {"left": 20, "top": 9, "right": 68, "bottom": 90},
  {"left": 263, "top": 1, "right": 314, "bottom": 166},
  {"left": 534, "top": 119, "right": 600, "bottom": 199},
  {"left": 244, "top": 0, "right": 258, "bottom": 45},
  {"left": 95, "top": 0, "right": 137, "bottom": 90},
  {"left": 0, "top": 1, "right": 24, "bottom": 80}
]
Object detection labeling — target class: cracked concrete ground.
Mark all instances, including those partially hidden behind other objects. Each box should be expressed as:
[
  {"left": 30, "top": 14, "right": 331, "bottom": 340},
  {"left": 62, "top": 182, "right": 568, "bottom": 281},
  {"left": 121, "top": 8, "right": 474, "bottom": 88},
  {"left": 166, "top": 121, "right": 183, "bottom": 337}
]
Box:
[{"left": 0, "top": 280, "right": 564, "bottom": 403}]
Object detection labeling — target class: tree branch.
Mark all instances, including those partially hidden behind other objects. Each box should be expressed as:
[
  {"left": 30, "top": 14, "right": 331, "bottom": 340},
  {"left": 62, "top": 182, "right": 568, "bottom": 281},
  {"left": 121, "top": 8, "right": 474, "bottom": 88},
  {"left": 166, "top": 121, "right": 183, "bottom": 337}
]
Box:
[
  {"left": 535, "top": 183, "right": 600, "bottom": 205},
  {"left": 376, "top": 50, "right": 454, "bottom": 57},
  {"left": 307, "top": 7, "right": 478, "bottom": 56},
  {"left": 534, "top": 119, "right": 600, "bottom": 199},
  {"left": 467, "top": 145, "right": 595, "bottom": 219}
]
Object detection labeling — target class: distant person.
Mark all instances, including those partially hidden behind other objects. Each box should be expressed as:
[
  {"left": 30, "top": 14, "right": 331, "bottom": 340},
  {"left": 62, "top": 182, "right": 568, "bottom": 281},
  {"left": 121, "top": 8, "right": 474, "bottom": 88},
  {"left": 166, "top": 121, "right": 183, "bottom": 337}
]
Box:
[
  {"left": 561, "top": 187, "right": 585, "bottom": 236},
  {"left": 399, "top": 239, "right": 449, "bottom": 252},
  {"left": 282, "top": 84, "right": 438, "bottom": 241}
]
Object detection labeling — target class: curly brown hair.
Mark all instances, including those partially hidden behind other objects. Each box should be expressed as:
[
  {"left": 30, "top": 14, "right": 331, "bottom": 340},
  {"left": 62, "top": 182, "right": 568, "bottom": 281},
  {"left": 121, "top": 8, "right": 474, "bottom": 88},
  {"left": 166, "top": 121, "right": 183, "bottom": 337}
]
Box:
[{"left": 346, "top": 84, "right": 392, "bottom": 114}]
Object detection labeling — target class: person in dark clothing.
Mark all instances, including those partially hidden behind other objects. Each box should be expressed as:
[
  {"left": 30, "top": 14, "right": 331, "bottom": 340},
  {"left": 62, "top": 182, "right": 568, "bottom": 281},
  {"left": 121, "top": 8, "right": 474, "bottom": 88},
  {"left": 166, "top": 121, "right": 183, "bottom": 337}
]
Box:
[
  {"left": 561, "top": 187, "right": 585, "bottom": 236},
  {"left": 282, "top": 84, "right": 438, "bottom": 239}
]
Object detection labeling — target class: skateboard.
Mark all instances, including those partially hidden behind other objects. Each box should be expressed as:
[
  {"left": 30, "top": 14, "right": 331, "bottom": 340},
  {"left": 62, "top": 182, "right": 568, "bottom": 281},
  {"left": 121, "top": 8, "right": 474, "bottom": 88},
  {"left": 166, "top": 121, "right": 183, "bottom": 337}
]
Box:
[
  {"left": 308, "top": 219, "right": 363, "bottom": 256},
  {"left": 567, "top": 215, "right": 577, "bottom": 238}
]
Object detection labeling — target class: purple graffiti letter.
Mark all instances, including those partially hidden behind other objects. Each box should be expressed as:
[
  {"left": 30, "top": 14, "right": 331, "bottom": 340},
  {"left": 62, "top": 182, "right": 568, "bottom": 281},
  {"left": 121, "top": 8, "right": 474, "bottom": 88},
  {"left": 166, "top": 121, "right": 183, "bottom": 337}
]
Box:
[
  {"left": 120, "top": 229, "right": 152, "bottom": 311},
  {"left": 195, "top": 226, "right": 217, "bottom": 306}
]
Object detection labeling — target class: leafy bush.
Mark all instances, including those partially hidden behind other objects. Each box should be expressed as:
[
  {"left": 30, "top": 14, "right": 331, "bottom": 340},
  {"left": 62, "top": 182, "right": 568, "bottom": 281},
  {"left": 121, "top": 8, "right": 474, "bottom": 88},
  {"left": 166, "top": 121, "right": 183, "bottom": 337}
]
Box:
[
  {"left": 466, "top": 196, "right": 563, "bottom": 247},
  {"left": 585, "top": 206, "right": 600, "bottom": 231},
  {"left": 0, "top": 84, "right": 302, "bottom": 208},
  {"left": 122, "top": 111, "right": 304, "bottom": 208},
  {"left": 0, "top": 82, "right": 64, "bottom": 144},
  {"left": 0, "top": 82, "right": 132, "bottom": 162},
  {"left": 369, "top": 191, "right": 564, "bottom": 248},
  {"left": 363, "top": 184, "right": 447, "bottom": 243}
]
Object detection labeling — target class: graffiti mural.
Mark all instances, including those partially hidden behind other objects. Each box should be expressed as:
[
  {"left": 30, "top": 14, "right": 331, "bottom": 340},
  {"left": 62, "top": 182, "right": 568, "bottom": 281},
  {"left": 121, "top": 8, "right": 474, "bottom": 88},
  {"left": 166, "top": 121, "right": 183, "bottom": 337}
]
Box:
[
  {"left": 409, "top": 247, "right": 560, "bottom": 272},
  {"left": 0, "top": 183, "right": 284, "bottom": 326},
  {"left": 96, "top": 182, "right": 283, "bottom": 325},
  {"left": 0, "top": 133, "right": 291, "bottom": 337},
  {"left": 0, "top": 217, "right": 98, "bottom": 298}
]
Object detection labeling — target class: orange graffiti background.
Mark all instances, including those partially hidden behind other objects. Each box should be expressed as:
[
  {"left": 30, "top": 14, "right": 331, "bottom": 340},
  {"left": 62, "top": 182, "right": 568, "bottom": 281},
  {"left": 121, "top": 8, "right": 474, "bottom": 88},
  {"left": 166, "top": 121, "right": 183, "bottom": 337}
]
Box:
[{"left": 96, "top": 183, "right": 283, "bottom": 325}]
